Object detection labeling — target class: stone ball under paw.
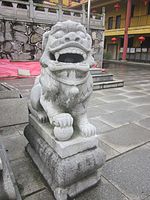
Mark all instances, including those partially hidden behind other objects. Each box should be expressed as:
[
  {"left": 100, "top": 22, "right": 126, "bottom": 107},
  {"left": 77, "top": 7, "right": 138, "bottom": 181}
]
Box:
[{"left": 54, "top": 126, "right": 73, "bottom": 141}]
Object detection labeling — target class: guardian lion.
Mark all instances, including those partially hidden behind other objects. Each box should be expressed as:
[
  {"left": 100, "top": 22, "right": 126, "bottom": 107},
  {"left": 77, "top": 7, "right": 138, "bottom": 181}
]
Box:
[{"left": 29, "top": 20, "right": 96, "bottom": 141}]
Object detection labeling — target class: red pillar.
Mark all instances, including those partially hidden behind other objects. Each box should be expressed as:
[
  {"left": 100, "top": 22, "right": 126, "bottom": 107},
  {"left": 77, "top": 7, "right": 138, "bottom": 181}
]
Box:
[
  {"left": 122, "top": 0, "right": 132, "bottom": 60},
  {"left": 68, "top": 0, "right": 71, "bottom": 7}
]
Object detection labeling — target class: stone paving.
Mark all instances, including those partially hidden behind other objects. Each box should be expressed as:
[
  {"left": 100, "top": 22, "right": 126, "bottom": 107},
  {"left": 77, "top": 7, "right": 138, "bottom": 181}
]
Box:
[{"left": 1, "top": 63, "right": 150, "bottom": 199}]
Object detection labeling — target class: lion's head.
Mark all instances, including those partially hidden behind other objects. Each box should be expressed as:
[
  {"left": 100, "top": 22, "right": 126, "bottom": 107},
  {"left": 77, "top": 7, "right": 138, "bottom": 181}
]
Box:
[{"left": 40, "top": 20, "right": 94, "bottom": 86}]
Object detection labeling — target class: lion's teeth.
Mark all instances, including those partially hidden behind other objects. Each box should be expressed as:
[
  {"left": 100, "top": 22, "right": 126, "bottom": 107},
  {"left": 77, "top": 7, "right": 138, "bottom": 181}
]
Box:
[
  {"left": 55, "top": 52, "right": 60, "bottom": 61},
  {"left": 83, "top": 53, "right": 86, "bottom": 59},
  {"left": 59, "top": 50, "right": 63, "bottom": 54},
  {"left": 64, "top": 49, "right": 68, "bottom": 54},
  {"left": 56, "top": 48, "right": 86, "bottom": 60}
]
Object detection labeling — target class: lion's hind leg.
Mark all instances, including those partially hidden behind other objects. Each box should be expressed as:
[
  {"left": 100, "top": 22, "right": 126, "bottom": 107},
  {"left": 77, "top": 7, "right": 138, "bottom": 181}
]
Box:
[{"left": 28, "top": 102, "right": 48, "bottom": 123}]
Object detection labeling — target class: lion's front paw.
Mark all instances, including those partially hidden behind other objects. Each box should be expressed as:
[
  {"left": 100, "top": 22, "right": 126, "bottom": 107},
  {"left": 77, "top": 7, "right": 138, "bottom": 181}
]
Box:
[
  {"left": 79, "top": 123, "right": 96, "bottom": 137},
  {"left": 52, "top": 113, "right": 73, "bottom": 128},
  {"left": 37, "top": 111, "right": 48, "bottom": 123},
  {"left": 52, "top": 113, "right": 74, "bottom": 141}
]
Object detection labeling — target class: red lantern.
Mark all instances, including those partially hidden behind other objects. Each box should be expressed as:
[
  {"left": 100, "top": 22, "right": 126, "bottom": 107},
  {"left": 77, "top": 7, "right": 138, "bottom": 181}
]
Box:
[
  {"left": 143, "top": 0, "right": 148, "bottom": 6},
  {"left": 138, "top": 36, "right": 145, "bottom": 43},
  {"left": 111, "top": 37, "right": 117, "bottom": 43},
  {"left": 114, "top": 2, "right": 120, "bottom": 11}
]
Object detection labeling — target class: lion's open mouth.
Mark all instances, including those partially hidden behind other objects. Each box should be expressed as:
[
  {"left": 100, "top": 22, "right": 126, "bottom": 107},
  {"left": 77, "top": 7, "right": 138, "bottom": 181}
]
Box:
[
  {"left": 51, "top": 69, "right": 89, "bottom": 85},
  {"left": 50, "top": 47, "right": 87, "bottom": 63},
  {"left": 54, "top": 69, "right": 88, "bottom": 79}
]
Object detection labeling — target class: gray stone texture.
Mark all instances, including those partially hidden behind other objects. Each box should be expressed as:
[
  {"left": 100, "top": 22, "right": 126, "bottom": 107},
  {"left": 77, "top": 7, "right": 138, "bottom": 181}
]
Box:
[
  {"left": 93, "top": 80, "right": 124, "bottom": 90},
  {"left": 99, "top": 110, "right": 145, "bottom": 127},
  {"left": 126, "top": 95, "right": 150, "bottom": 105},
  {"left": 100, "top": 94, "right": 128, "bottom": 102},
  {"left": 17, "top": 53, "right": 32, "bottom": 61},
  {"left": 24, "top": 189, "right": 54, "bottom": 200},
  {"left": 0, "top": 144, "right": 22, "bottom": 200},
  {"left": 5, "top": 32, "right": 12, "bottom": 40},
  {"left": 13, "top": 24, "right": 26, "bottom": 32},
  {"left": 0, "top": 82, "right": 21, "bottom": 99},
  {"left": 0, "top": 90, "right": 20, "bottom": 99},
  {"left": 75, "top": 177, "right": 128, "bottom": 200},
  {"left": 1, "top": 132, "right": 28, "bottom": 161},
  {"left": 132, "top": 104, "right": 150, "bottom": 116},
  {"left": 14, "top": 32, "right": 28, "bottom": 43},
  {"left": 101, "top": 88, "right": 126, "bottom": 95},
  {"left": 93, "top": 74, "right": 113, "bottom": 82},
  {"left": 11, "top": 157, "right": 45, "bottom": 197},
  {"left": 89, "top": 117, "right": 114, "bottom": 134},
  {"left": 26, "top": 144, "right": 102, "bottom": 200},
  {"left": 29, "top": 115, "right": 98, "bottom": 158},
  {"left": 14, "top": 123, "right": 28, "bottom": 135},
  {"left": 137, "top": 117, "right": 150, "bottom": 130},
  {"left": 24, "top": 124, "right": 105, "bottom": 193},
  {"left": 5, "top": 21, "right": 11, "bottom": 32},
  {"left": 98, "top": 140, "right": 120, "bottom": 160},
  {"left": 87, "top": 106, "right": 108, "bottom": 118},
  {"left": 0, "top": 32, "right": 4, "bottom": 42},
  {"left": 123, "top": 91, "right": 147, "bottom": 97},
  {"left": 0, "top": 98, "right": 28, "bottom": 127},
  {"left": 91, "top": 101, "right": 134, "bottom": 113},
  {"left": 144, "top": 197, "right": 150, "bottom": 200},
  {"left": 102, "top": 144, "right": 150, "bottom": 200},
  {"left": 88, "top": 98, "right": 106, "bottom": 107},
  {"left": 3, "top": 41, "right": 13, "bottom": 52},
  {"left": 99, "top": 123, "right": 150, "bottom": 153},
  {"left": 0, "top": 126, "right": 18, "bottom": 137},
  {"left": 0, "top": 20, "right": 50, "bottom": 60}
]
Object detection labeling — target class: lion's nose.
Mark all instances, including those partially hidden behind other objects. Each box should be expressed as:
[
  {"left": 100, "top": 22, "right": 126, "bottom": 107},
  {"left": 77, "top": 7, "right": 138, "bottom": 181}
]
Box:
[{"left": 65, "top": 33, "right": 80, "bottom": 42}]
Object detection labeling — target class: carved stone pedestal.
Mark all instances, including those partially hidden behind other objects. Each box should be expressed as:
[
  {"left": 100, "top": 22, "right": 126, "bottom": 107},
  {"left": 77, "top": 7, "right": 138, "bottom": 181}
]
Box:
[{"left": 24, "top": 115, "right": 106, "bottom": 200}]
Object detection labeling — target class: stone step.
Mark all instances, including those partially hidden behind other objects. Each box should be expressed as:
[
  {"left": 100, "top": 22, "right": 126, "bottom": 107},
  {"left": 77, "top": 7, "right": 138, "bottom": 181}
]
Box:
[
  {"left": 90, "top": 68, "right": 103, "bottom": 75},
  {"left": 92, "top": 74, "right": 113, "bottom": 83},
  {"left": 93, "top": 80, "right": 124, "bottom": 90}
]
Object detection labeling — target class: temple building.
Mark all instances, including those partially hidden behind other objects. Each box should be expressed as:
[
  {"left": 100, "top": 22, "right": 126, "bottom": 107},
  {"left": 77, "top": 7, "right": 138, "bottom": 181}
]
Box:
[{"left": 71, "top": 0, "right": 150, "bottom": 63}]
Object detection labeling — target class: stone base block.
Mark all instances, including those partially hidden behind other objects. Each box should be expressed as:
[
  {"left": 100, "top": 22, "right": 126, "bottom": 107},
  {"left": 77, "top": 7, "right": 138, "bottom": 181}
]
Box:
[
  {"left": 29, "top": 115, "right": 99, "bottom": 158},
  {"left": 24, "top": 124, "right": 106, "bottom": 200},
  {"left": 26, "top": 144, "right": 101, "bottom": 200}
]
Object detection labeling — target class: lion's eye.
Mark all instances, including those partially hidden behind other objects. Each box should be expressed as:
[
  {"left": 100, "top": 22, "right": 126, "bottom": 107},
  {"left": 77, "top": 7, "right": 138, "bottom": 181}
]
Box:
[{"left": 54, "top": 30, "right": 65, "bottom": 38}]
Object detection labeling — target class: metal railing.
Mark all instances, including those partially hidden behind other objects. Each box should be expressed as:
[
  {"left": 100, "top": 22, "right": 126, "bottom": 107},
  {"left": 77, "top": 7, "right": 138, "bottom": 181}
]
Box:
[{"left": 0, "top": 0, "right": 105, "bottom": 29}]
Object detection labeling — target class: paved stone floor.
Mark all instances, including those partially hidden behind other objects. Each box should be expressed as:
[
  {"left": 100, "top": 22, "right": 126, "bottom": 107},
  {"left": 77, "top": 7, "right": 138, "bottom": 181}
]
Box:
[{"left": 1, "top": 63, "right": 150, "bottom": 200}]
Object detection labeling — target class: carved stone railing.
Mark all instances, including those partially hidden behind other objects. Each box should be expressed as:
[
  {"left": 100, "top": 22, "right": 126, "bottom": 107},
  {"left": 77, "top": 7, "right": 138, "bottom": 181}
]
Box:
[{"left": 0, "top": 0, "right": 105, "bottom": 29}]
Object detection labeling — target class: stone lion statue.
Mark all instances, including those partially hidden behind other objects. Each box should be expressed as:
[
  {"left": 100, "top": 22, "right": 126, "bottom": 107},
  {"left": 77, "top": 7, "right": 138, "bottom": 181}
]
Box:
[{"left": 29, "top": 20, "right": 96, "bottom": 141}]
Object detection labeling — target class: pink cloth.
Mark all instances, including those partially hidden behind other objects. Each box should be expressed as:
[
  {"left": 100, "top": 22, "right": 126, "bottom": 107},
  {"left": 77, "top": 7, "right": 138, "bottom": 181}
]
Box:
[{"left": 0, "top": 59, "right": 41, "bottom": 79}]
